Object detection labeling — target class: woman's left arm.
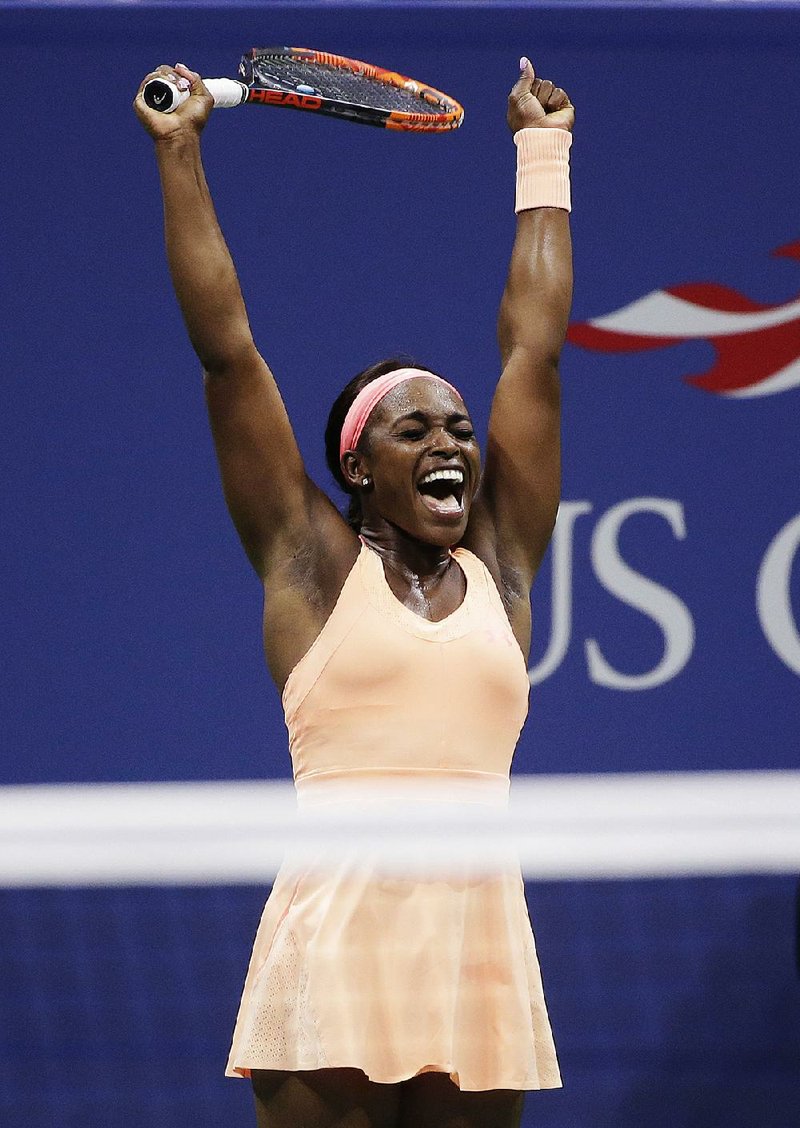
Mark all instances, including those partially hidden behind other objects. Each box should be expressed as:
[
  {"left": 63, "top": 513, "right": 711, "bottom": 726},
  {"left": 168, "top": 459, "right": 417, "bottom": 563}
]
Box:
[{"left": 476, "top": 61, "right": 574, "bottom": 591}]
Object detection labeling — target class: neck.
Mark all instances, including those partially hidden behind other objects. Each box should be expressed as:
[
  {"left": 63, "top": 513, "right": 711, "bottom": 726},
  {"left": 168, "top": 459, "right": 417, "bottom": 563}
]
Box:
[{"left": 359, "top": 521, "right": 452, "bottom": 581}]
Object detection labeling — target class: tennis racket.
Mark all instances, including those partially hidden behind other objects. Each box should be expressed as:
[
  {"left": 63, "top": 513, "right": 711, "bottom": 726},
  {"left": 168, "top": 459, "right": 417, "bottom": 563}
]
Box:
[{"left": 142, "top": 47, "right": 463, "bottom": 132}]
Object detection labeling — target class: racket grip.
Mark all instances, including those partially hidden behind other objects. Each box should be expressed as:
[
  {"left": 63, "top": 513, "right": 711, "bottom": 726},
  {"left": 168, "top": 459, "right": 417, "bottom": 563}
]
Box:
[{"left": 142, "top": 77, "right": 248, "bottom": 114}]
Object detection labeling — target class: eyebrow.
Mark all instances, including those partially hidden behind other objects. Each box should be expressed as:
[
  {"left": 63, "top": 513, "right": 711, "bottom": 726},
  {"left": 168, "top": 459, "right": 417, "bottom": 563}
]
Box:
[{"left": 392, "top": 410, "right": 471, "bottom": 426}]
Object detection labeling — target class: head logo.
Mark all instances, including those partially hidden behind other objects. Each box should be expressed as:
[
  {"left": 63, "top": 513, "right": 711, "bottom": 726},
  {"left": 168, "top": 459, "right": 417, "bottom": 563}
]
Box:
[{"left": 567, "top": 241, "right": 800, "bottom": 397}]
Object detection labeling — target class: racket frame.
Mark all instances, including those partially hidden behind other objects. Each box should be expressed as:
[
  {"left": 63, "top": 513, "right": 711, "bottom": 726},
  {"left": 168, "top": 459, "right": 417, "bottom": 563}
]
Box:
[{"left": 240, "top": 46, "right": 463, "bottom": 132}]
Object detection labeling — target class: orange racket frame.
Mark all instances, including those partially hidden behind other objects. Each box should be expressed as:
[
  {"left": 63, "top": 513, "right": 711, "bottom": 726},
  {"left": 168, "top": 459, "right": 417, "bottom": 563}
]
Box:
[{"left": 239, "top": 46, "right": 464, "bottom": 132}]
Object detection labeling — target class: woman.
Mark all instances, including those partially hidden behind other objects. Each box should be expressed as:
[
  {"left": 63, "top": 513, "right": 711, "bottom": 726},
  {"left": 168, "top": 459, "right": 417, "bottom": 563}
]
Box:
[{"left": 135, "top": 56, "right": 574, "bottom": 1128}]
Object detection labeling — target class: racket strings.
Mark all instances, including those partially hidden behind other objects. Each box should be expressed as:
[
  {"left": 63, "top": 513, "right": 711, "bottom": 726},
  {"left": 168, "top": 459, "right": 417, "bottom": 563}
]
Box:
[{"left": 248, "top": 55, "right": 445, "bottom": 115}]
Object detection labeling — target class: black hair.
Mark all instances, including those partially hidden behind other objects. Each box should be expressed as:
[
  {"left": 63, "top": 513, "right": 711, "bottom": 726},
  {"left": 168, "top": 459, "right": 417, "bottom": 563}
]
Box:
[{"left": 324, "top": 356, "right": 440, "bottom": 531}]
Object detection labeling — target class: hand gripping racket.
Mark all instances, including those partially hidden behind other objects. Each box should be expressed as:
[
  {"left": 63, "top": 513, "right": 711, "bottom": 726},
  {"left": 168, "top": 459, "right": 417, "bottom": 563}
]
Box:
[{"left": 142, "top": 47, "right": 464, "bottom": 132}]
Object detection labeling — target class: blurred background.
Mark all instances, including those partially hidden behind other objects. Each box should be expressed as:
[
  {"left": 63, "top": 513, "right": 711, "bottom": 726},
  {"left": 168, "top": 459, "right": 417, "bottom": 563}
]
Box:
[{"left": 2, "top": 1, "right": 799, "bottom": 1125}]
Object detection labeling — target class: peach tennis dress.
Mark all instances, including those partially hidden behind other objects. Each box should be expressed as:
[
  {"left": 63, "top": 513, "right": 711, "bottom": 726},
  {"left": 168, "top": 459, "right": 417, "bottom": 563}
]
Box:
[{"left": 226, "top": 539, "right": 561, "bottom": 1092}]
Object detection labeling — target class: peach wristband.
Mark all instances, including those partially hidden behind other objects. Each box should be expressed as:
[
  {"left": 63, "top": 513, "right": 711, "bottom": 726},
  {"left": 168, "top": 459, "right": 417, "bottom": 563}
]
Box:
[{"left": 514, "top": 127, "right": 572, "bottom": 214}]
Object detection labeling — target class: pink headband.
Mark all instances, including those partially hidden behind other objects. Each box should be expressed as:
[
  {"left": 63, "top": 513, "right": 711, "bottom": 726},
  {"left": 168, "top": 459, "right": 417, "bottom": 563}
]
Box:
[{"left": 339, "top": 367, "right": 461, "bottom": 462}]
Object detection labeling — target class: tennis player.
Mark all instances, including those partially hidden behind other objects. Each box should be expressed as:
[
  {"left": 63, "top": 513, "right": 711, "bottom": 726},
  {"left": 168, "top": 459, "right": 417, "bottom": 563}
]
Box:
[{"left": 135, "top": 58, "right": 574, "bottom": 1128}]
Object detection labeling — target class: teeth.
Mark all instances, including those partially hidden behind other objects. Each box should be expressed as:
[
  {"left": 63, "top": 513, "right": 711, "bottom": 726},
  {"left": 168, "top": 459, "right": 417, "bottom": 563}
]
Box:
[{"left": 419, "top": 469, "right": 464, "bottom": 486}]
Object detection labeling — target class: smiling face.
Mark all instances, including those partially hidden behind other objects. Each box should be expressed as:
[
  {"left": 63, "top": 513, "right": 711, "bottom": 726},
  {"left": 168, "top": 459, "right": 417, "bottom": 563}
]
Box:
[{"left": 344, "top": 376, "right": 481, "bottom": 547}]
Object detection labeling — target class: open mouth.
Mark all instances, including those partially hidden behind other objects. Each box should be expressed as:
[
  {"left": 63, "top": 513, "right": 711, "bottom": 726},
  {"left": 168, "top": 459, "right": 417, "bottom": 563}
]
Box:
[{"left": 417, "top": 468, "right": 465, "bottom": 519}]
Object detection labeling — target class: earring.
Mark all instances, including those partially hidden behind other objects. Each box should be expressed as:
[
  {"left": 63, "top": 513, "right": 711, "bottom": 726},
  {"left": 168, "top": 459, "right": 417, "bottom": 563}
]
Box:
[{"left": 362, "top": 476, "right": 371, "bottom": 487}]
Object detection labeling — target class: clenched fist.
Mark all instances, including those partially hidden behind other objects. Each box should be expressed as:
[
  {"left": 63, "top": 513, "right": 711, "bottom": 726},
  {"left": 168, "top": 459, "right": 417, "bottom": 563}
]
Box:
[{"left": 508, "top": 58, "right": 574, "bottom": 134}]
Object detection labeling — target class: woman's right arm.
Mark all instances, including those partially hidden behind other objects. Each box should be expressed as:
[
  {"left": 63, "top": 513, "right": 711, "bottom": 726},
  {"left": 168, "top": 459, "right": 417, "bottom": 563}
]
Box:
[{"left": 134, "top": 64, "right": 352, "bottom": 580}]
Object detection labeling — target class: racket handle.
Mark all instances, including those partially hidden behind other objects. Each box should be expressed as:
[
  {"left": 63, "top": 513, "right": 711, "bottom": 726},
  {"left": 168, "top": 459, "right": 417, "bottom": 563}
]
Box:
[{"left": 142, "top": 77, "right": 248, "bottom": 113}]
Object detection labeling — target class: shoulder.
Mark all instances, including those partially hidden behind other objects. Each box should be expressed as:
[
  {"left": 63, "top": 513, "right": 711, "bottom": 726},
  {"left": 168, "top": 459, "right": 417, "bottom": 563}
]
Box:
[
  {"left": 457, "top": 503, "right": 533, "bottom": 655},
  {"left": 265, "top": 487, "right": 361, "bottom": 606},
  {"left": 260, "top": 491, "right": 363, "bottom": 691}
]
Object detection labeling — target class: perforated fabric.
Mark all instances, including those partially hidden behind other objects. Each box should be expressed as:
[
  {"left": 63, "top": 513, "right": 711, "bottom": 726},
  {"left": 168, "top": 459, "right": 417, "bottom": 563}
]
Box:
[{"left": 235, "top": 912, "right": 328, "bottom": 1072}]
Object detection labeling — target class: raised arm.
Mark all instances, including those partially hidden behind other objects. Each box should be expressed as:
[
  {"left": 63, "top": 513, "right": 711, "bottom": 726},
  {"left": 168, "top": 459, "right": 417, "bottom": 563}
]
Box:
[
  {"left": 134, "top": 64, "right": 349, "bottom": 579},
  {"left": 472, "top": 60, "right": 574, "bottom": 597}
]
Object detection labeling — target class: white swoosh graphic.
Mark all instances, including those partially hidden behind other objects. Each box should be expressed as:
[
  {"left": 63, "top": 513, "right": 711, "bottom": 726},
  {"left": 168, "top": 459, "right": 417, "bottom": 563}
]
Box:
[{"left": 591, "top": 291, "right": 800, "bottom": 337}]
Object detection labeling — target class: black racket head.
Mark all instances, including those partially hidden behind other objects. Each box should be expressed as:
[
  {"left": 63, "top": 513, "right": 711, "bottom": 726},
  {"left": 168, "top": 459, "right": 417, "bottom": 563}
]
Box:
[{"left": 238, "top": 46, "right": 463, "bottom": 131}]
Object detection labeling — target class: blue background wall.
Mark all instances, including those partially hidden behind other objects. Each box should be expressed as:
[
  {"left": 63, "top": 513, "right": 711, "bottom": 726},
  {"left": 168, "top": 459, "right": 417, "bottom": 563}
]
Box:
[
  {"left": 4, "top": 0, "right": 800, "bottom": 787},
  {"left": 2, "top": 3, "right": 799, "bottom": 1126}
]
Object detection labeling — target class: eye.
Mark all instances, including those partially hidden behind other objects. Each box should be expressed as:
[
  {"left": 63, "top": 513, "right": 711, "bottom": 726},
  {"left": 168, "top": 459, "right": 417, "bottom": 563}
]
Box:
[
  {"left": 454, "top": 427, "right": 474, "bottom": 440},
  {"left": 399, "top": 428, "right": 425, "bottom": 440}
]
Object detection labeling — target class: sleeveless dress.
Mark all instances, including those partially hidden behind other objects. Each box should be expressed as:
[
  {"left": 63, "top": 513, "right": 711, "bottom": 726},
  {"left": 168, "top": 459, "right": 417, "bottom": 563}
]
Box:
[{"left": 225, "top": 541, "right": 561, "bottom": 1092}]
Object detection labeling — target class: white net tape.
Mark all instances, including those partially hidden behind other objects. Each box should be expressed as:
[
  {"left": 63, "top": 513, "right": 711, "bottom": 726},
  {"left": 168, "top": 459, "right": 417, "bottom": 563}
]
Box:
[{"left": 2, "top": 771, "right": 799, "bottom": 887}]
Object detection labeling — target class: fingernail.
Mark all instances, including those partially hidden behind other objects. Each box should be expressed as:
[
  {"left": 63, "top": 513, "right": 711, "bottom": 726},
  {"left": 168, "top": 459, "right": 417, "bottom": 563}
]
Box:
[
  {"left": 520, "top": 56, "right": 529, "bottom": 71},
  {"left": 176, "top": 78, "right": 190, "bottom": 91}
]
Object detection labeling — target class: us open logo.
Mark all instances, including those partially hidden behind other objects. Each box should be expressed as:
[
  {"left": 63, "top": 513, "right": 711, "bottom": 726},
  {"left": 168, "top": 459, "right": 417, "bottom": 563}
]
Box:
[
  {"left": 530, "top": 242, "right": 800, "bottom": 690},
  {"left": 567, "top": 240, "right": 800, "bottom": 398}
]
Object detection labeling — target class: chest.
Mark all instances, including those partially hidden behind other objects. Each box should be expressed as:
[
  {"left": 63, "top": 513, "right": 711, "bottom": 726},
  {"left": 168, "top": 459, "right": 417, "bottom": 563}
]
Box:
[
  {"left": 314, "top": 574, "right": 530, "bottom": 724},
  {"left": 380, "top": 560, "right": 467, "bottom": 623}
]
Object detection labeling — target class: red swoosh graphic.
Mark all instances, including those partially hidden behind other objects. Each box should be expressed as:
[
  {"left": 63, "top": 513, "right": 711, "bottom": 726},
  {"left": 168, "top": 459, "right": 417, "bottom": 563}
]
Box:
[{"left": 567, "top": 241, "right": 800, "bottom": 395}]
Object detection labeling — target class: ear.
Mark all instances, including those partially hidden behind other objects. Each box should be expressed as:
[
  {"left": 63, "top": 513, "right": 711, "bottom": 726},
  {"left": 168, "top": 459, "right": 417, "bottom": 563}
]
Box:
[{"left": 340, "top": 450, "right": 371, "bottom": 491}]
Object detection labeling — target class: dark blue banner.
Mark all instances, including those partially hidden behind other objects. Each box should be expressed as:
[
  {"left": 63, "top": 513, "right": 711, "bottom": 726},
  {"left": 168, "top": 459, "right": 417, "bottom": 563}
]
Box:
[
  {"left": 4, "top": 2, "right": 799, "bottom": 785},
  {"left": 2, "top": 8, "right": 800, "bottom": 1128}
]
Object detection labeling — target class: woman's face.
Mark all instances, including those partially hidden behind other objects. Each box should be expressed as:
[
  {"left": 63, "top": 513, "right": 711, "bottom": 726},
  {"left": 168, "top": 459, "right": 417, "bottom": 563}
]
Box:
[{"left": 355, "top": 377, "right": 481, "bottom": 546}]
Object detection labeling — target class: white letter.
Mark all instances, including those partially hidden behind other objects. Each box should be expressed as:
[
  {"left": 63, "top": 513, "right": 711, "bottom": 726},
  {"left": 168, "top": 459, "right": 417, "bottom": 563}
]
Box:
[
  {"left": 529, "top": 502, "right": 593, "bottom": 685},
  {"left": 756, "top": 513, "right": 800, "bottom": 676},
  {"left": 585, "top": 498, "right": 695, "bottom": 690}
]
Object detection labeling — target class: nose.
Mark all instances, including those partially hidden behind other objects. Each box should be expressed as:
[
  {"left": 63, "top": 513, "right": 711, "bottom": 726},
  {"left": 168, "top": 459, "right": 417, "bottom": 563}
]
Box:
[{"left": 429, "top": 427, "right": 459, "bottom": 457}]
